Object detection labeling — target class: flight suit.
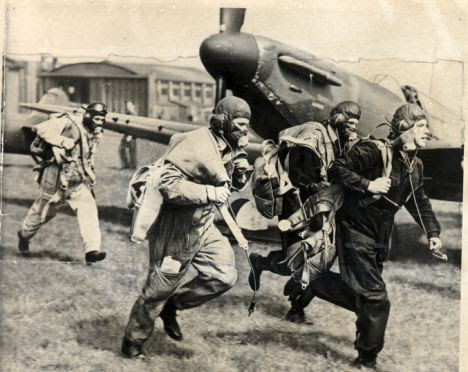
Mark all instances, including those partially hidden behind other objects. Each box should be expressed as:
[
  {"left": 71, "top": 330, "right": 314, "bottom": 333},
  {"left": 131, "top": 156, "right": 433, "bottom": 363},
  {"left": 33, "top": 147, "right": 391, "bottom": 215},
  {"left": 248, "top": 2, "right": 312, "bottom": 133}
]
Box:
[
  {"left": 308, "top": 140, "right": 441, "bottom": 359},
  {"left": 20, "top": 114, "right": 102, "bottom": 254},
  {"left": 124, "top": 127, "right": 249, "bottom": 348}
]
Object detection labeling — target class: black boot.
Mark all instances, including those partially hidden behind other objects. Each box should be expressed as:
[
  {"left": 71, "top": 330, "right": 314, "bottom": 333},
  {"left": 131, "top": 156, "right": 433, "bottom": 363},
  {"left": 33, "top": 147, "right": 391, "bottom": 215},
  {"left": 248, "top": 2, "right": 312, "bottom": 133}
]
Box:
[
  {"left": 284, "top": 279, "right": 315, "bottom": 324},
  {"left": 160, "top": 302, "right": 183, "bottom": 341},
  {"left": 352, "top": 352, "right": 377, "bottom": 369},
  {"left": 17, "top": 231, "right": 30, "bottom": 255},
  {"left": 85, "top": 250, "right": 106, "bottom": 264},
  {"left": 283, "top": 277, "right": 302, "bottom": 300},
  {"left": 248, "top": 253, "right": 266, "bottom": 291},
  {"left": 121, "top": 337, "right": 143, "bottom": 359},
  {"left": 285, "top": 302, "right": 306, "bottom": 324}
]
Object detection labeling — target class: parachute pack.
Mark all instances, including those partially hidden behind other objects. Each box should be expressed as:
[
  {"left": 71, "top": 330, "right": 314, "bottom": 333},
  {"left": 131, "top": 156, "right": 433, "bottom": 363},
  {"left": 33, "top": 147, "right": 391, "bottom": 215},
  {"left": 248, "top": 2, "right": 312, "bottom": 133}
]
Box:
[
  {"left": 251, "top": 122, "right": 335, "bottom": 219},
  {"left": 126, "top": 158, "right": 165, "bottom": 244}
]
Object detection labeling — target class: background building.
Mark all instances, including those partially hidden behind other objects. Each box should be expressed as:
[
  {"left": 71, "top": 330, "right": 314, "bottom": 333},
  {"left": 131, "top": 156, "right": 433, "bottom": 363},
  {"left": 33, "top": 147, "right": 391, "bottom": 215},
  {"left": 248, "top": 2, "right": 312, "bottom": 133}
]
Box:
[
  {"left": 4, "top": 57, "right": 43, "bottom": 116},
  {"left": 37, "top": 61, "right": 215, "bottom": 122}
]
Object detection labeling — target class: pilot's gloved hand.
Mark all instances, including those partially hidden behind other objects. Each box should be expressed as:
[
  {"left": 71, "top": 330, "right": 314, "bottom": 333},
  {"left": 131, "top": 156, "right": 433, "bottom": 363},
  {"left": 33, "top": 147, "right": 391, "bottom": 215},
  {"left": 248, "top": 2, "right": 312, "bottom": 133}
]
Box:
[
  {"left": 368, "top": 177, "right": 391, "bottom": 194},
  {"left": 429, "top": 237, "right": 447, "bottom": 261},
  {"left": 207, "top": 185, "right": 231, "bottom": 204}
]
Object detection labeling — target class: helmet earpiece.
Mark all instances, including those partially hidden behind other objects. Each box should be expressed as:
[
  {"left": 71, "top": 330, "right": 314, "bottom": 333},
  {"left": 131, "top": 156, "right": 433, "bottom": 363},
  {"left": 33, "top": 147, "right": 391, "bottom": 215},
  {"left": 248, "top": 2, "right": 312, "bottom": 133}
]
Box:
[
  {"left": 210, "top": 113, "right": 228, "bottom": 134},
  {"left": 83, "top": 112, "right": 93, "bottom": 123},
  {"left": 330, "top": 113, "right": 348, "bottom": 128},
  {"left": 397, "top": 120, "right": 407, "bottom": 132}
]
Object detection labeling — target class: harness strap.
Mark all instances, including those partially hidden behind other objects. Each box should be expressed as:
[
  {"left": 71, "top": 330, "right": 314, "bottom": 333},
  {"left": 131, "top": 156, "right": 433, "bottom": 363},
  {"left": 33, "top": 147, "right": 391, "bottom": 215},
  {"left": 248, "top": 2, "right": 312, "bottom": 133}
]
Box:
[
  {"left": 300, "top": 247, "right": 310, "bottom": 289},
  {"left": 368, "top": 140, "right": 393, "bottom": 202},
  {"left": 66, "top": 114, "right": 95, "bottom": 181}
]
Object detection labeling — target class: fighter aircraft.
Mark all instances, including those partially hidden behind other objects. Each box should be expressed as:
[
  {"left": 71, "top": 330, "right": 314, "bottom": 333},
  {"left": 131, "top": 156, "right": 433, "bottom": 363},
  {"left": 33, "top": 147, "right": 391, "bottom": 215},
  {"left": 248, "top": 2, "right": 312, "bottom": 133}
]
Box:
[{"left": 5, "top": 8, "right": 463, "bottom": 204}]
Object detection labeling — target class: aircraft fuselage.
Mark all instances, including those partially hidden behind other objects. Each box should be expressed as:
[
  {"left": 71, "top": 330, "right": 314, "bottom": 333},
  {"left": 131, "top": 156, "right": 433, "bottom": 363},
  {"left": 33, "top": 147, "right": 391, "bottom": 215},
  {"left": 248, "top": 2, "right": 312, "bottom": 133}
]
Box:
[{"left": 200, "top": 31, "right": 463, "bottom": 201}]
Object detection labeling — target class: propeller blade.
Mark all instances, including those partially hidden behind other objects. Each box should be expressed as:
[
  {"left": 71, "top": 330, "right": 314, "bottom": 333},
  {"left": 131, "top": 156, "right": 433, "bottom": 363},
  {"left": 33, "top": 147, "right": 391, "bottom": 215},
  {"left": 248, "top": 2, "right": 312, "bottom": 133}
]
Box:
[
  {"left": 215, "top": 76, "right": 226, "bottom": 105},
  {"left": 214, "top": 8, "right": 245, "bottom": 103},
  {"left": 220, "top": 8, "right": 245, "bottom": 33}
]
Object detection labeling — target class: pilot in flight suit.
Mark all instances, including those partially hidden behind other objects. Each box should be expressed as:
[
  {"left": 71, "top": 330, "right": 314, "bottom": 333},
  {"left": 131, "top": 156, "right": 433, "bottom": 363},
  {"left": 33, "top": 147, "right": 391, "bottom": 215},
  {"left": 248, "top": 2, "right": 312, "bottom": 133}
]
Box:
[
  {"left": 18, "top": 102, "right": 108, "bottom": 264},
  {"left": 122, "top": 96, "right": 253, "bottom": 358}
]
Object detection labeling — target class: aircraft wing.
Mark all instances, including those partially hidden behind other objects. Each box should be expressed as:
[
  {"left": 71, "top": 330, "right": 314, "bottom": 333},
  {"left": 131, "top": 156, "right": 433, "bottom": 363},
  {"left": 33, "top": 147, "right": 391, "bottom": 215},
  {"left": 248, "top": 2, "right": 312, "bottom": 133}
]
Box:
[
  {"left": 20, "top": 103, "right": 202, "bottom": 145},
  {"left": 20, "top": 103, "right": 263, "bottom": 156}
]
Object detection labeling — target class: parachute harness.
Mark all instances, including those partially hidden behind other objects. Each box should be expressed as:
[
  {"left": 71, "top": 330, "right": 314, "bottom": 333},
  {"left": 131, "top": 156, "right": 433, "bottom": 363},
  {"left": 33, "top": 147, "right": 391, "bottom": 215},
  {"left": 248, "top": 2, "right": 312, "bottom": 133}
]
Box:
[
  {"left": 403, "top": 150, "right": 429, "bottom": 239},
  {"left": 220, "top": 135, "right": 257, "bottom": 316},
  {"left": 226, "top": 202, "right": 256, "bottom": 316}
]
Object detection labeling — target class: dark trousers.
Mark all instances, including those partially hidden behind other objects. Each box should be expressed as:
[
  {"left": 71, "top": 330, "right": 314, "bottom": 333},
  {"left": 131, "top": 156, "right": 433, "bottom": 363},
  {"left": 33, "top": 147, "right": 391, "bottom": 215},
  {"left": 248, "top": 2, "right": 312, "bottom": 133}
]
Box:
[
  {"left": 119, "top": 136, "right": 137, "bottom": 169},
  {"left": 305, "top": 221, "right": 390, "bottom": 358}
]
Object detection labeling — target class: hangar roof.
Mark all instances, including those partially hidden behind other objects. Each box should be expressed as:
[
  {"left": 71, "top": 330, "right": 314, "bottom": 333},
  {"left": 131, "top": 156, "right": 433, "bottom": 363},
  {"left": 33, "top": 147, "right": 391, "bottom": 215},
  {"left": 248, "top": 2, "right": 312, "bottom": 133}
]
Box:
[{"left": 40, "top": 61, "right": 214, "bottom": 84}]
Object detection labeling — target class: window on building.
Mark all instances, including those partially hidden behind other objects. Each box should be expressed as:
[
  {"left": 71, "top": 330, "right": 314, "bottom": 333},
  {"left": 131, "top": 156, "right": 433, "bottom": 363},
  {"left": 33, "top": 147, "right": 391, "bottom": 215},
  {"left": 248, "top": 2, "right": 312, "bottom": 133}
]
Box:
[
  {"left": 205, "top": 90, "right": 213, "bottom": 98},
  {"left": 182, "top": 83, "right": 191, "bottom": 97},
  {"left": 173, "top": 88, "right": 180, "bottom": 97},
  {"left": 159, "top": 80, "right": 169, "bottom": 98},
  {"left": 194, "top": 83, "right": 202, "bottom": 99}
]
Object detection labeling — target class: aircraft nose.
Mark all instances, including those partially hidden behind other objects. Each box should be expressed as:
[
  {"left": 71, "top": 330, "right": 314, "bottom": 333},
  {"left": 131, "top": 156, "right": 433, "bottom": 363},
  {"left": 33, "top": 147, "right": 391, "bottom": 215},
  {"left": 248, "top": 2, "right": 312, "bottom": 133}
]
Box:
[{"left": 200, "top": 32, "right": 259, "bottom": 86}]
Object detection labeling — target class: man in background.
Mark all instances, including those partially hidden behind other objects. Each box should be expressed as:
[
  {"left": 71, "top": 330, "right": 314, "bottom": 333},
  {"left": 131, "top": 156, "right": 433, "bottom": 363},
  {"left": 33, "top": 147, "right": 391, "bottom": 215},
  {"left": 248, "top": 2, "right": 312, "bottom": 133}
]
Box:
[
  {"left": 119, "top": 101, "right": 138, "bottom": 169},
  {"left": 18, "top": 102, "right": 108, "bottom": 264}
]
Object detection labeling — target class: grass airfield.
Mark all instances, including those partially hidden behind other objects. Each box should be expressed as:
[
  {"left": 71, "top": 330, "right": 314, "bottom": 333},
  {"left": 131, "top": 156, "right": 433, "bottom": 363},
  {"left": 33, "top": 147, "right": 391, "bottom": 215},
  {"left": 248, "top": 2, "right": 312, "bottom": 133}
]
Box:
[{"left": 0, "top": 132, "right": 461, "bottom": 371}]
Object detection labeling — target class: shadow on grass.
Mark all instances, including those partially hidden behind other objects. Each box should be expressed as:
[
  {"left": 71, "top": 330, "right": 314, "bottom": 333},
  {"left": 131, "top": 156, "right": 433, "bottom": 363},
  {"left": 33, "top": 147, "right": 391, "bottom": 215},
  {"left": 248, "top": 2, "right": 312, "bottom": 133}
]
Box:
[
  {"left": 389, "top": 223, "right": 461, "bottom": 267},
  {"left": 75, "top": 315, "right": 194, "bottom": 359},
  {"left": 0, "top": 241, "right": 81, "bottom": 263},
  {"left": 145, "top": 332, "right": 195, "bottom": 359},
  {"left": 389, "top": 275, "right": 460, "bottom": 300},
  {"left": 1, "top": 163, "right": 34, "bottom": 168},
  {"left": 211, "top": 328, "right": 351, "bottom": 363},
  {"left": 75, "top": 315, "right": 126, "bottom": 355},
  {"left": 18, "top": 250, "right": 80, "bottom": 263},
  {"left": 3, "top": 197, "right": 133, "bottom": 227},
  {"left": 216, "top": 292, "right": 311, "bottom": 324}
]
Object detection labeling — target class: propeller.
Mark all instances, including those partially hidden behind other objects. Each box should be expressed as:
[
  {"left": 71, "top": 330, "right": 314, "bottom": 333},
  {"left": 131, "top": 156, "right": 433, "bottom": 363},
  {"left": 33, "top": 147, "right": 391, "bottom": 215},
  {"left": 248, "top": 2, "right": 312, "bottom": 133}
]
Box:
[
  {"left": 214, "top": 8, "right": 246, "bottom": 104},
  {"left": 219, "top": 7, "right": 245, "bottom": 33}
]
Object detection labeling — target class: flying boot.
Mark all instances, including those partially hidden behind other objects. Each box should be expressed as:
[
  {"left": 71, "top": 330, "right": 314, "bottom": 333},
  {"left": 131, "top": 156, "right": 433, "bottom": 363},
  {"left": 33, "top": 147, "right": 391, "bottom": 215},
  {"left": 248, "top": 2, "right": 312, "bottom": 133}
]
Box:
[
  {"left": 85, "top": 250, "right": 106, "bottom": 264},
  {"left": 284, "top": 277, "right": 315, "bottom": 324},
  {"left": 160, "top": 302, "right": 183, "bottom": 341},
  {"left": 352, "top": 351, "right": 378, "bottom": 370},
  {"left": 121, "top": 337, "right": 143, "bottom": 359},
  {"left": 17, "top": 231, "right": 30, "bottom": 256}
]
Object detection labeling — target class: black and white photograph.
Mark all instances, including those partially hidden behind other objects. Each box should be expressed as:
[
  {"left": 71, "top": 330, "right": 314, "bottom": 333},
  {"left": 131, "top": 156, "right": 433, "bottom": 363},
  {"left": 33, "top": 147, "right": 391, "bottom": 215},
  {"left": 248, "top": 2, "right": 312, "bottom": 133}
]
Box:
[{"left": 1, "top": 1, "right": 466, "bottom": 370}]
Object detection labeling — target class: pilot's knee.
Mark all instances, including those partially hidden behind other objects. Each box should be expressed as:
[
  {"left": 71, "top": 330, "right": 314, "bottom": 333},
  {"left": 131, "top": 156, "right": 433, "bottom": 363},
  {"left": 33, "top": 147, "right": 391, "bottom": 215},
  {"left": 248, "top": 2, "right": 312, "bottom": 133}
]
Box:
[
  {"left": 219, "top": 266, "right": 238, "bottom": 289},
  {"left": 360, "top": 289, "right": 390, "bottom": 312}
]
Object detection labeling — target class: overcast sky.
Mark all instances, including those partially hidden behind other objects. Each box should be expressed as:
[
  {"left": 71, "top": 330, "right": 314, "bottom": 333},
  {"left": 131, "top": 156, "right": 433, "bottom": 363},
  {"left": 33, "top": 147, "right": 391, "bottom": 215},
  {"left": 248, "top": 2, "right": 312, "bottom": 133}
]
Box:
[{"left": 4, "top": 0, "right": 466, "bottom": 111}]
